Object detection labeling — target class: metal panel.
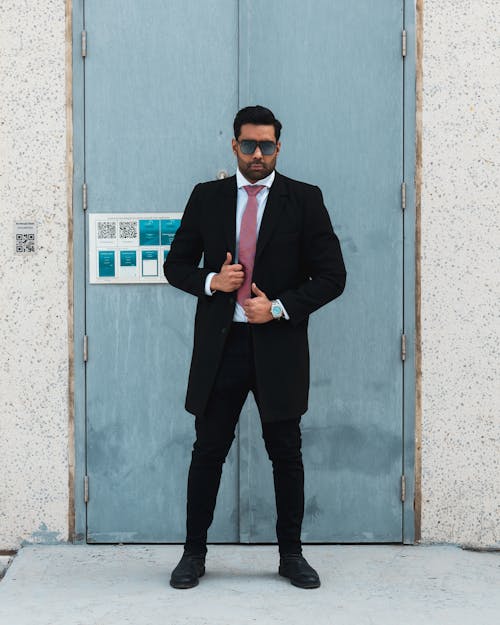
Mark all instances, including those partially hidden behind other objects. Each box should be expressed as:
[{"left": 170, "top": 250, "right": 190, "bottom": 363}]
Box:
[
  {"left": 239, "top": 0, "right": 406, "bottom": 542},
  {"left": 72, "top": 0, "right": 87, "bottom": 544},
  {"left": 402, "top": 0, "right": 417, "bottom": 544},
  {"left": 75, "top": 0, "right": 416, "bottom": 544},
  {"left": 83, "top": 0, "right": 239, "bottom": 542}
]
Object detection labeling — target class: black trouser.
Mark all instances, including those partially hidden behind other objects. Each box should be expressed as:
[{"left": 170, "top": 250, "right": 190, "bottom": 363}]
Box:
[{"left": 184, "top": 322, "right": 304, "bottom": 557}]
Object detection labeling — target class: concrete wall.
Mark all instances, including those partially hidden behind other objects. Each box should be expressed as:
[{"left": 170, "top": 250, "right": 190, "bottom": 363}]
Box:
[
  {"left": 0, "top": 0, "right": 498, "bottom": 550},
  {"left": 419, "top": 0, "right": 499, "bottom": 547},
  {"left": 0, "top": 0, "right": 70, "bottom": 548}
]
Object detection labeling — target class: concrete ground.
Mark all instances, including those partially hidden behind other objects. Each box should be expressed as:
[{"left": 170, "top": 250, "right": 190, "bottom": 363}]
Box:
[{"left": 0, "top": 544, "right": 498, "bottom": 625}]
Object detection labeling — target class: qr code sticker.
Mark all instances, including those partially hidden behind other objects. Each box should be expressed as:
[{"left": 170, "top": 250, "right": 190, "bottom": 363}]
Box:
[
  {"left": 97, "top": 221, "right": 117, "bottom": 241},
  {"left": 119, "top": 220, "right": 138, "bottom": 241},
  {"left": 16, "top": 232, "right": 35, "bottom": 253}
]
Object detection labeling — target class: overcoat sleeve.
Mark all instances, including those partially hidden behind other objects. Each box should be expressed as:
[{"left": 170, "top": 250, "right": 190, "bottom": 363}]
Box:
[
  {"left": 163, "top": 183, "right": 212, "bottom": 298},
  {"left": 278, "top": 186, "right": 346, "bottom": 326}
]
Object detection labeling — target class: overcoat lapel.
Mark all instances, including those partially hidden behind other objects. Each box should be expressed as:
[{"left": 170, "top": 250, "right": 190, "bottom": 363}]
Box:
[
  {"left": 255, "top": 171, "right": 288, "bottom": 263},
  {"left": 220, "top": 175, "right": 238, "bottom": 257}
]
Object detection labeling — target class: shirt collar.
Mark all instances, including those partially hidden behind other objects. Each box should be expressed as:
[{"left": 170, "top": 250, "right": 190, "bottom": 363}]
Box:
[{"left": 236, "top": 167, "right": 275, "bottom": 189}]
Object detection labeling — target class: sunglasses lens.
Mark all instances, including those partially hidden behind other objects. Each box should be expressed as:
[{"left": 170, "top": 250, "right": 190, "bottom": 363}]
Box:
[
  {"left": 260, "top": 141, "right": 276, "bottom": 155},
  {"left": 240, "top": 140, "right": 257, "bottom": 154},
  {"left": 239, "top": 140, "right": 276, "bottom": 155}
]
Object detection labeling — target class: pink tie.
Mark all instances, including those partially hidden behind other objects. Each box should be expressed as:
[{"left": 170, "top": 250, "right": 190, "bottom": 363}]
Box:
[{"left": 237, "top": 185, "right": 265, "bottom": 306}]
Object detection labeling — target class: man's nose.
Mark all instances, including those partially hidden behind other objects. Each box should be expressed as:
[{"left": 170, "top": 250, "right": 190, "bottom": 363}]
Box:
[{"left": 253, "top": 145, "right": 263, "bottom": 157}]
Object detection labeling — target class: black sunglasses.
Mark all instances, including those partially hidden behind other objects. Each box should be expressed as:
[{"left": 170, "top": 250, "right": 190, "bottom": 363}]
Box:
[{"left": 237, "top": 140, "right": 277, "bottom": 156}]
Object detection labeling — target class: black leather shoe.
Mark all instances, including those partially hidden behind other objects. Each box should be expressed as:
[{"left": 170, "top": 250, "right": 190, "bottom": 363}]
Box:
[
  {"left": 170, "top": 553, "right": 206, "bottom": 589},
  {"left": 279, "top": 554, "right": 321, "bottom": 589}
]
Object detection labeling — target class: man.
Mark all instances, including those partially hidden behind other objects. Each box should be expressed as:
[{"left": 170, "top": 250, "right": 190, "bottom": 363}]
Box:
[{"left": 164, "top": 105, "right": 346, "bottom": 589}]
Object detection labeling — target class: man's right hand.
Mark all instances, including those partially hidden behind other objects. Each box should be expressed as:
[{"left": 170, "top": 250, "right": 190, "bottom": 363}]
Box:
[{"left": 210, "top": 252, "right": 244, "bottom": 292}]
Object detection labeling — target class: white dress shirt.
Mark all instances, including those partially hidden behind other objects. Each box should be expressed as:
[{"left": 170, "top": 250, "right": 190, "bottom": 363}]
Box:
[{"left": 204, "top": 167, "right": 289, "bottom": 322}]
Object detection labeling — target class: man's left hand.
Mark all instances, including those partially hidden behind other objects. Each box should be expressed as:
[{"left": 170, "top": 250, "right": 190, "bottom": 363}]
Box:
[{"left": 243, "top": 283, "right": 273, "bottom": 324}]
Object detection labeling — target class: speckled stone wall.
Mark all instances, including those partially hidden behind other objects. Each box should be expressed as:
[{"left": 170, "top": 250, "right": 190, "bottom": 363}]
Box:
[
  {"left": 420, "top": 0, "right": 500, "bottom": 546},
  {"left": 0, "top": 1, "right": 69, "bottom": 549},
  {"left": 0, "top": 1, "right": 498, "bottom": 551}
]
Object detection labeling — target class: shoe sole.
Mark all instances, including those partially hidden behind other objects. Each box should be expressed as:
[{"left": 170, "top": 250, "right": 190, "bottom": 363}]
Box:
[{"left": 170, "top": 568, "right": 205, "bottom": 589}]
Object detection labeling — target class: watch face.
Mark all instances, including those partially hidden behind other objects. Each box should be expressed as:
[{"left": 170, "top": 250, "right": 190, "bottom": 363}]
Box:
[{"left": 272, "top": 303, "right": 282, "bottom": 318}]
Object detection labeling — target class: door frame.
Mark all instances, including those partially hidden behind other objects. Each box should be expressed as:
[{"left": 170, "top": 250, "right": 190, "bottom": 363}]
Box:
[{"left": 68, "top": 0, "right": 419, "bottom": 544}]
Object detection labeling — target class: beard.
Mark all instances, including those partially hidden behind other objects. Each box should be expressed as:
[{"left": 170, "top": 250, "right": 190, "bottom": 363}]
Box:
[{"left": 239, "top": 158, "right": 276, "bottom": 182}]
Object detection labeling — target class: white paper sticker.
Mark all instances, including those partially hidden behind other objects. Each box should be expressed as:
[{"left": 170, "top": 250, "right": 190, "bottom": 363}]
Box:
[{"left": 15, "top": 222, "right": 36, "bottom": 254}]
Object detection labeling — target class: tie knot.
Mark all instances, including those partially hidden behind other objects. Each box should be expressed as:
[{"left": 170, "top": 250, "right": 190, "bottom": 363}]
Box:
[{"left": 243, "top": 185, "right": 265, "bottom": 197}]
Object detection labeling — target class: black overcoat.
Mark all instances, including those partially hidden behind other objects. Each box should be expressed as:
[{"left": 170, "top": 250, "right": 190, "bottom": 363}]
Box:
[{"left": 163, "top": 171, "right": 346, "bottom": 422}]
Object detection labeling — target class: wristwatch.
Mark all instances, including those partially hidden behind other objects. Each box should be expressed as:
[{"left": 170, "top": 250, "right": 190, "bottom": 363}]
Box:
[{"left": 270, "top": 300, "right": 284, "bottom": 320}]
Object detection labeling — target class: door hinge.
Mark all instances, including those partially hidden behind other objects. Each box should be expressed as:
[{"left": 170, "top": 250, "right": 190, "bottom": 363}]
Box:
[
  {"left": 82, "top": 182, "right": 87, "bottom": 211},
  {"left": 84, "top": 475, "right": 89, "bottom": 503},
  {"left": 401, "top": 333, "right": 406, "bottom": 361},
  {"left": 401, "top": 475, "right": 406, "bottom": 502},
  {"left": 401, "top": 181, "right": 406, "bottom": 211},
  {"left": 81, "top": 30, "right": 87, "bottom": 58},
  {"left": 83, "top": 335, "right": 88, "bottom": 362},
  {"left": 401, "top": 29, "right": 407, "bottom": 58}
]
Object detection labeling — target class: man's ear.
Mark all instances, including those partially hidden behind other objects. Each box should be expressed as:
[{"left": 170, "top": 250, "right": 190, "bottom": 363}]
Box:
[
  {"left": 276, "top": 141, "right": 281, "bottom": 155},
  {"left": 231, "top": 138, "right": 238, "bottom": 155}
]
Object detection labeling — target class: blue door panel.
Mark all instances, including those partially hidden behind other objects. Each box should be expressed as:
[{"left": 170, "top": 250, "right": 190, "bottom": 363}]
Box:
[
  {"left": 84, "top": 0, "right": 239, "bottom": 542},
  {"left": 238, "top": 0, "right": 404, "bottom": 541}
]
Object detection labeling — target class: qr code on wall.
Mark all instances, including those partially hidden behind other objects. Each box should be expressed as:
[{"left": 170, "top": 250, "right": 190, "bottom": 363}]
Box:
[
  {"left": 119, "top": 220, "right": 138, "bottom": 241},
  {"left": 15, "top": 222, "right": 36, "bottom": 254},
  {"left": 16, "top": 232, "right": 35, "bottom": 253},
  {"left": 97, "top": 220, "right": 117, "bottom": 241}
]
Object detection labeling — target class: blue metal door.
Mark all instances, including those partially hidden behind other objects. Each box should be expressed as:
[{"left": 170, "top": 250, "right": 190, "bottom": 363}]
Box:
[
  {"left": 79, "top": 0, "right": 411, "bottom": 542},
  {"left": 238, "top": 0, "right": 406, "bottom": 542},
  {"left": 83, "top": 0, "right": 240, "bottom": 542}
]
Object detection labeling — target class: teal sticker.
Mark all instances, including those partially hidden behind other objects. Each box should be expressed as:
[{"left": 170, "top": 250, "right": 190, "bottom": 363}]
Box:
[
  {"left": 161, "top": 219, "right": 181, "bottom": 245},
  {"left": 98, "top": 250, "right": 115, "bottom": 277},
  {"left": 120, "top": 250, "right": 136, "bottom": 266},
  {"left": 142, "top": 250, "right": 158, "bottom": 261},
  {"left": 141, "top": 249, "right": 158, "bottom": 277},
  {"left": 139, "top": 219, "right": 160, "bottom": 246}
]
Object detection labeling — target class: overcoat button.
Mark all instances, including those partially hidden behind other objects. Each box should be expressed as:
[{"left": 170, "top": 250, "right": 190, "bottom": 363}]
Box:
[{"left": 221, "top": 327, "right": 227, "bottom": 334}]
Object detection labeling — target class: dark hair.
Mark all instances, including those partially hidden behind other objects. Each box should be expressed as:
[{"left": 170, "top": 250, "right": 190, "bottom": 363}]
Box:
[{"left": 233, "top": 105, "right": 282, "bottom": 141}]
